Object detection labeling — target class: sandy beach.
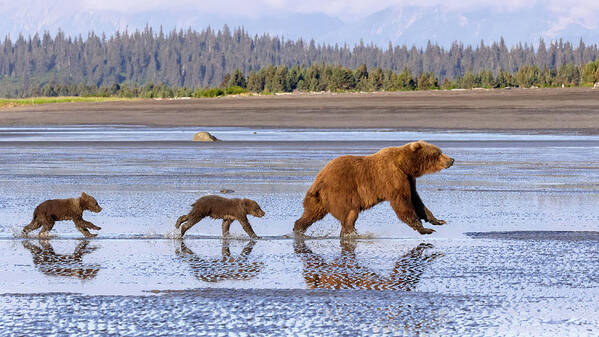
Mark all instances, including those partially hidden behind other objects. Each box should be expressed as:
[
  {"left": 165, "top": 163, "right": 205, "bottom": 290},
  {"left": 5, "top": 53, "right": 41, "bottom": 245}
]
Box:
[{"left": 1, "top": 88, "right": 598, "bottom": 133}]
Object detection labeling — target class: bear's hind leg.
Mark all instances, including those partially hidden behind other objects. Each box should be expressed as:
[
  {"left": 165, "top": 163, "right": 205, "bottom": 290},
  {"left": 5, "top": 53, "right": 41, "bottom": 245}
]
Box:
[
  {"left": 294, "top": 195, "right": 327, "bottom": 235},
  {"left": 175, "top": 215, "right": 188, "bottom": 229},
  {"left": 38, "top": 219, "right": 55, "bottom": 238},
  {"left": 22, "top": 218, "right": 42, "bottom": 237},
  {"left": 340, "top": 209, "right": 359, "bottom": 237},
  {"left": 180, "top": 215, "right": 204, "bottom": 237},
  {"left": 221, "top": 219, "right": 233, "bottom": 237}
]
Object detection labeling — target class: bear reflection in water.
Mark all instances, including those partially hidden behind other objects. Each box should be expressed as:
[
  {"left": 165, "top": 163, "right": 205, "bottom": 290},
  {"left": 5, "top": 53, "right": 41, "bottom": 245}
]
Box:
[
  {"left": 175, "top": 239, "right": 264, "bottom": 282},
  {"left": 21, "top": 240, "right": 100, "bottom": 280},
  {"left": 294, "top": 239, "right": 442, "bottom": 290}
]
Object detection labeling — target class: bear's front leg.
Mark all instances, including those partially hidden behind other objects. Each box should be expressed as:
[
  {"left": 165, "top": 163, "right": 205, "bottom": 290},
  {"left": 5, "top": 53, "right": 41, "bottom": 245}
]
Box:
[
  {"left": 390, "top": 196, "right": 435, "bottom": 235},
  {"left": 76, "top": 226, "right": 97, "bottom": 238},
  {"left": 74, "top": 219, "right": 98, "bottom": 238},
  {"left": 82, "top": 220, "right": 101, "bottom": 230},
  {"left": 238, "top": 217, "right": 259, "bottom": 239},
  {"left": 410, "top": 178, "right": 446, "bottom": 226},
  {"left": 424, "top": 208, "right": 446, "bottom": 226}
]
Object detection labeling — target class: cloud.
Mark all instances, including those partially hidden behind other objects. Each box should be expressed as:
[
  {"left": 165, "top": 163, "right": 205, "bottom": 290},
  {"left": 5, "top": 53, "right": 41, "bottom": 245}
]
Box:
[
  {"left": 80, "top": 0, "right": 278, "bottom": 18},
  {"left": 79, "top": 0, "right": 535, "bottom": 21},
  {"left": 543, "top": 1, "right": 599, "bottom": 38},
  {"left": 5, "top": 0, "right": 599, "bottom": 42},
  {"left": 66, "top": 0, "right": 596, "bottom": 29}
]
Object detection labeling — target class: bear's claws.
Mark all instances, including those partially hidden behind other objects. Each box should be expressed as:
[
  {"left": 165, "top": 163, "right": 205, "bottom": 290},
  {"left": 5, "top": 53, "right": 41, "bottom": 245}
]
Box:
[{"left": 418, "top": 228, "right": 435, "bottom": 235}]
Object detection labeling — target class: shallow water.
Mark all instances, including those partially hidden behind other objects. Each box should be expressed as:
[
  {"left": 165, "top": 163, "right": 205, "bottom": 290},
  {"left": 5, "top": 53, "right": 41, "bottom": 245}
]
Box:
[{"left": 0, "top": 126, "right": 598, "bottom": 336}]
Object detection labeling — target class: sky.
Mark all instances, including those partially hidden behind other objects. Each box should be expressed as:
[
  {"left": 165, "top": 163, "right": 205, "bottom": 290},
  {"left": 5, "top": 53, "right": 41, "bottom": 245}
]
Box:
[
  {"left": 1, "top": 0, "right": 599, "bottom": 47},
  {"left": 79, "top": 0, "right": 599, "bottom": 30}
]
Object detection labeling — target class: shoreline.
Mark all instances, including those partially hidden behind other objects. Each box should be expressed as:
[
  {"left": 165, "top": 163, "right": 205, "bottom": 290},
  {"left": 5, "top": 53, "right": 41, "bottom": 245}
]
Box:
[{"left": 1, "top": 88, "right": 598, "bottom": 133}]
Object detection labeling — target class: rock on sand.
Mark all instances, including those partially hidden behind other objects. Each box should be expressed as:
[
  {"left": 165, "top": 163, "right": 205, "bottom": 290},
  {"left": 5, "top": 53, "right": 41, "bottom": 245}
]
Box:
[{"left": 193, "top": 131, "right": 219, "bottom": 142}]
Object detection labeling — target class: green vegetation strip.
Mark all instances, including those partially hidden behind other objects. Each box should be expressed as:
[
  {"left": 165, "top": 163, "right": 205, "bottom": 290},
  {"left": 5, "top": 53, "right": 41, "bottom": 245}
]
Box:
[{"left": 0, "top": 97, "right": 134, "bottom": 108}]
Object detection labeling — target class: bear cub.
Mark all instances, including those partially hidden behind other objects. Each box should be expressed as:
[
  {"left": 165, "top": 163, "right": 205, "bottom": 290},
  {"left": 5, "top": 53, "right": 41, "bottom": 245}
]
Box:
[
  {"left": 175, "top": 195, "right": 265, "bottom": 238},
  {"left": 22, "top": 192, "right": 103, "bottom": 238}
]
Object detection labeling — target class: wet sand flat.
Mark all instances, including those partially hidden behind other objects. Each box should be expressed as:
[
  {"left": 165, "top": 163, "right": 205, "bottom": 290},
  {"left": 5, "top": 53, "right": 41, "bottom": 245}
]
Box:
[
  {"left": 0, "top": 127, "right": 598, "bottom": 335},
  {"left": 1, "top": 88, "right": 599, "bottom": 133},
  {"left": 2, "top": 236, "right": 598, "bottom": 335}
]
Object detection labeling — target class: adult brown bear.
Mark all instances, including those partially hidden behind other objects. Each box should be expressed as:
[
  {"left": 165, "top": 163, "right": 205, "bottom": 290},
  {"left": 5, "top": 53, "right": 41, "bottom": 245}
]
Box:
[{"left": 294, "top": 141, "right": 454, "bottom": 237}]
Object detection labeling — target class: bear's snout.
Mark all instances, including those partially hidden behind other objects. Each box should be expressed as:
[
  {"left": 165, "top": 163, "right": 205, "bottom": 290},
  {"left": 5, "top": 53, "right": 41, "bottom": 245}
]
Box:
[
  {"left": 439, "top": 154, "right": 454, "bottom": 169},
  {"left": 255, "top": 209, "right": 265, "bottom": 217},
  {"left": 92, "top": 206, "right": 102, "bottom": 213}
]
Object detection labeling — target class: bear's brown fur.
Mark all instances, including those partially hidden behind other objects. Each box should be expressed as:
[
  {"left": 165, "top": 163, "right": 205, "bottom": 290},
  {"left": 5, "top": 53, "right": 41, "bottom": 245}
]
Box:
[
  {"left": 294, "top": 141, "right": 454, "bottom": 236},
  {"left": 175, "top": 195, "right": 265, "bottom": 238},
  {"left": 22, "top": 192, "right": 103, "bottom": 238}
]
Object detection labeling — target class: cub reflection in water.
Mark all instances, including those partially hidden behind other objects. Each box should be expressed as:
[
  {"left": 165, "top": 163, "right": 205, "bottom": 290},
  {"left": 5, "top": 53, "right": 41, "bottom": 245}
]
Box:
[
  {"left": 21, "top": 240, "right": 100, "bottom": 280},
  {"left": 175, "top": 239, "right": 264, "bottom": 282},
  {"left": 294, "top": 239, "right": 442, "bottom": 290}
]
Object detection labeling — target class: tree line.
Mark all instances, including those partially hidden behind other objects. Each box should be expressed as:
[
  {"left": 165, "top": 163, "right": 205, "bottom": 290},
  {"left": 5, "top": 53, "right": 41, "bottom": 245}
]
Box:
[
  {"left": 222, "top": 61, "right": 599, "bottom": 92},
  {"left": 15, "top": 61, "right": 599, "bottom": 99},
  {"left": 1, "top": 26, "right": 599, "bottom": 97}
]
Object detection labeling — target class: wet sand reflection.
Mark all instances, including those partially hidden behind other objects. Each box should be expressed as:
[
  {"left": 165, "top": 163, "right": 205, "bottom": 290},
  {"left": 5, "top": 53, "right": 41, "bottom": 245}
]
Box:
[
  {"left": 21, "top": 240, "right": 100, "bottom": 280},
  {"left": 294, "top": 239, "right": 442, "bottom": 290},
  {"left": 175, "top": 239, "right": 264, "bottom": 283}
]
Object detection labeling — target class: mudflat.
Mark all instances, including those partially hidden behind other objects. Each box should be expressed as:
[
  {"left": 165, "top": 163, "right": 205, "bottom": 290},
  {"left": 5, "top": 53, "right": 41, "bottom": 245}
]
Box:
[
  {"left": 1, "top": 88, "right": 598, "bottom": 132},
  {"left": 1, "top": 127, "right": 599, "bottom": 335}
]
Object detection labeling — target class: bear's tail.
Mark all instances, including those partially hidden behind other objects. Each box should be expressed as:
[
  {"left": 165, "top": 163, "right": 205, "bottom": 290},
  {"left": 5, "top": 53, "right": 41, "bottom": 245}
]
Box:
[
  {"left": 175, "top": 215, "right": 188, "bottom": 229},
  {"left": 293, "top": 190, "right": 327, "bottom": 234}
]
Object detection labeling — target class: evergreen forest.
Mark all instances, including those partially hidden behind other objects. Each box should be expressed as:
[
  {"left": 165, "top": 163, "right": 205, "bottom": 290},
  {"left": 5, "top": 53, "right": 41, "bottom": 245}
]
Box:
[{"left": 1, "top": 26, "right": 599, "bottom": 97}]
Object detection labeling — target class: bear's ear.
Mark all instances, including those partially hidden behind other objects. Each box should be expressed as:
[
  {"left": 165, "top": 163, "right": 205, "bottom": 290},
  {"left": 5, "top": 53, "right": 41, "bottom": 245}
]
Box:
[
  {"left": 81, "top": 192, "right": 88, "bottom": 198},
  {"left": 243, "top": 199, "right": 257, "bottom": 208},
  {"left": 243, "top": 199, "right": 254, "bottom": 210},
  {"left": 409, "top": 141, "right": 423, "bottom": 151}
]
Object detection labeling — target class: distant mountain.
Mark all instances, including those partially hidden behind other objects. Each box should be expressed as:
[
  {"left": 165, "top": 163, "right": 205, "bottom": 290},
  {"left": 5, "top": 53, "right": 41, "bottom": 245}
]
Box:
[
  {"left": 341, "top": 4, "right": 597, "bottom": 48},
  {"left": 1, "top": 2, "right": 597, "bottom": 47}
]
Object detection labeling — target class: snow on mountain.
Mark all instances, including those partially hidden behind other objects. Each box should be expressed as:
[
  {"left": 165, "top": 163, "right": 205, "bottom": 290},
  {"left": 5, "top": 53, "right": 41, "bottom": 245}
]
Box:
[{"left": 0, "top": 1, "right": 597, "bottom": 47}]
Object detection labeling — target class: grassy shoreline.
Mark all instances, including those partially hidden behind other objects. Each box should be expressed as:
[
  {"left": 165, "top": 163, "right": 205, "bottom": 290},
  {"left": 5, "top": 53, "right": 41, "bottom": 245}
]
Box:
[
  {"left": 0, "top": 96, "right": 135, "bottom": 108},
  {"left": 3, "top": 84, "right": 598, "bottom": 109}
]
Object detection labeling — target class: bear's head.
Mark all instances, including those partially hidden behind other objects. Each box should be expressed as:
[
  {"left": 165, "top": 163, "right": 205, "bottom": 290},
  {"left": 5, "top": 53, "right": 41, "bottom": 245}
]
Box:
[
  {"left": 80, "top": 192, "right": 103, "bottom": 213},
  {"left": 403, "top": 141, "right": 454, "bottom": 177},
  {"left": 242, "top": 199, "right": 265, "bottom": 218}
]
